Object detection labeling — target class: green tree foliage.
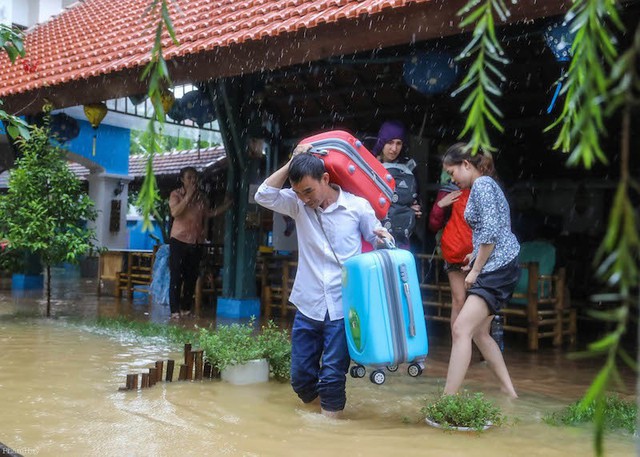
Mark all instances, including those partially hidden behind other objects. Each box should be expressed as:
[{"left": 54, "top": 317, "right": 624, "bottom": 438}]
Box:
[
  {"left": 545, "top": 0, "right": 623, "bottom": 167},
  {"left": 136, "top": 0, "right": 179, "bottom": 230},
  {"left": 130, "top": 129, "right": 214, "bottom": 155},
  {"left": 0, "top": 24, "right": 30, "bottom": 140},
  {"left": 0, "top": 114, "right": 97, "bottom": 316},
  {"left": 453, "top": 0, "right": 510, "bottom": 154}
]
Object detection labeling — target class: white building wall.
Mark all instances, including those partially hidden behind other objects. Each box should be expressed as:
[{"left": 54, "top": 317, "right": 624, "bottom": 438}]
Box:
[
  {"left": 8, "top": 0, "right": 65, "bottom": 29},
  {"left": 36, "top": 0, "right": 62, "bottom": 24},
  {"left": 0, "top": 0, "right": 13, "bottom": 25}
]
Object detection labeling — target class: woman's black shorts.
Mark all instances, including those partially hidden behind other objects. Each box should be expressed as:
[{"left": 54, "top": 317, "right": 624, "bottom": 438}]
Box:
[{"left": 467, "top": 257, "right": 520, "bottom": 315}]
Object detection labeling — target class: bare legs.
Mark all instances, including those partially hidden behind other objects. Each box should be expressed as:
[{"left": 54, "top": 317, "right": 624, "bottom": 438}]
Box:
[
  {"left": 443, "top": 294, "right": 518, "bottom": 398},
  {"left": 447, "top": 269, "right": 467, "bottom": 327}
]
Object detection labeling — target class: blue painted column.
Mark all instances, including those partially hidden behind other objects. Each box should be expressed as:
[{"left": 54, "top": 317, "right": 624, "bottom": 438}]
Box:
[{"left": 211, "top": 80, "right": 261, "bottom": 319}]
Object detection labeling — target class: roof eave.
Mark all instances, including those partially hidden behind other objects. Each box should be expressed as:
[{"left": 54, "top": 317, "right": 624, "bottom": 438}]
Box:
[{"left": 0, "top": 0, "right": 570, "bottom": 115}]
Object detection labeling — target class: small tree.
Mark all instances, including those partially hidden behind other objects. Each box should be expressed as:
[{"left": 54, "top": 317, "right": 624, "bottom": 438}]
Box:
[{"left": 0, "top": 113, "right": 97, "bottom": 316}]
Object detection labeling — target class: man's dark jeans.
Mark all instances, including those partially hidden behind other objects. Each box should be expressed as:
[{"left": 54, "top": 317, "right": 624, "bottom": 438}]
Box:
[{"left": 290, "top": 311, "right": 350, "bottom": 412}]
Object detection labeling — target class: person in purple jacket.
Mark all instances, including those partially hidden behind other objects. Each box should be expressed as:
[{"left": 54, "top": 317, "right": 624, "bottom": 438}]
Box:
[{"left": 441, "top": 143, "right": 520, "bottom": 399}]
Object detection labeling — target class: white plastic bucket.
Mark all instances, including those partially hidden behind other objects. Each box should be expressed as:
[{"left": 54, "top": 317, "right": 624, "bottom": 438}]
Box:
[{"left": 220, "top": 358, "right": 270, "bottom": 385}]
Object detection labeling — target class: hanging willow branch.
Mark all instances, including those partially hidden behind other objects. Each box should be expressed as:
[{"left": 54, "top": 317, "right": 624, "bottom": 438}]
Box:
[
  {"left": 544, "top": 0, "right": 623, "bottom": 168},
  {"left": 452, "top": 0, "right": 510, "bottom": 154},
  {"left": 137, "top": 0, "right": 179, "bottom": 229},
  {"left": 0, "top": 24, "right": 30, "bottom": 140},
  {"left": 578, "top": 19, "right": 640, "bottom": 457}
]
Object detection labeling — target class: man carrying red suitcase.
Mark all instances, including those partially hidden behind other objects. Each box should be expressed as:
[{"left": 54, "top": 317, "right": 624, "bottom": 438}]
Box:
[{"left": 255, "top": 146, "right": 393, "bottom": 418}]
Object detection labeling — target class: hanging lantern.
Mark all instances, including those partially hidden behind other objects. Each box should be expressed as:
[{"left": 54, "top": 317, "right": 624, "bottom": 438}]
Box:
[
  {"left": 128, "top": 93, "right": 148, "bottom": 106},
  {"left": 182, "top": 90, "right": 217, "bottom": 159},
  {"left": 543, "top": 21, "right": 577, "bottom": 114},
  {"left": 83, "top": 102, "right": 108, "bottom": 156},
  {"left": 50, "top": 113, "right": 80, "bottom": 144},
  {"left": 544, "top": 20, "right": 576, "bottom": 63},
  {"left": 182, "top": 90, "right": 216, "bottom": 127},
  {"left": 160, "top": 90, "right": 175, "bottom": 115},
  {"left": 403, "top": 51, "right": 459, "bottom": 95},
  {"left": 167, "top": 97, "right": 186, "bottom": 123}
]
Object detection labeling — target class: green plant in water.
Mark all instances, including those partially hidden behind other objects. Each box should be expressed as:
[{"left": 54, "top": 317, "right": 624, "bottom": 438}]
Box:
[
  {"left": 198, "top": 319, "right": 291, "bottom": 381},
  {"left": 544, "top": 394, "right": 637, "bottom": 435},
  {"left": 257, "top": 321, "right": 292, "bottom": 382},
  {"left": 95, "top": 316, "right": 196, "bottom": 345},
  {"left": 421, "top": 392, "right": 505, "bottom": 431}
]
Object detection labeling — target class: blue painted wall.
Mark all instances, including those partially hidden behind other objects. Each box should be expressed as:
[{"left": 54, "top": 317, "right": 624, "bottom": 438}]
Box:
[
  {"left": 65, "top": 119, "right": 130, "bottom": 175},
  {"left": 1, "top": 117, "right": 130, "bottom": 175},
  {"left": 127, "top": 219, "right": 164, "bottom": 250}
]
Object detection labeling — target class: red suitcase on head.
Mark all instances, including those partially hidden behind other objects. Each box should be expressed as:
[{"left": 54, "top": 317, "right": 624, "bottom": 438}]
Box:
[{"left": 300, "top": 130, "right": 395, "bottom": 220}]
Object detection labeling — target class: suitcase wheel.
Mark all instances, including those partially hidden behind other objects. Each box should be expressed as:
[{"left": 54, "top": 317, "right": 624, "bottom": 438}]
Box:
[
  {"left": 370, "top": 370, "right": 386, "bottom": 385},
  {"left": 407, "top": 363, "right": 423, "bottom": 377},
  {"left": 350, "top": 365, "right": 366, "bottom": 378},
  {"left": 386, "top": 365, "right": 398, "bottom": 372}
]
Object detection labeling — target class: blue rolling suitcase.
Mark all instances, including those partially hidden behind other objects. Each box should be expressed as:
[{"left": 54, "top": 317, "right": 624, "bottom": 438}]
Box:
[{"left": 342, "top": 248, "right": 428, "bottom": 385}]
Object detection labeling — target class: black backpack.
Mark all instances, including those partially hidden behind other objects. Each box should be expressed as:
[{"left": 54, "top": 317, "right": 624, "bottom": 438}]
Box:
[{"left": 382, "top": 160, "right": 418, "bottom": 245}]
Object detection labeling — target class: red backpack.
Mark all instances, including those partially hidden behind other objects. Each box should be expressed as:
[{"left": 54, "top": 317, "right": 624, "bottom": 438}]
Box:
[{"left": 441, "top": 189, "right": 473, "bottom": 264}]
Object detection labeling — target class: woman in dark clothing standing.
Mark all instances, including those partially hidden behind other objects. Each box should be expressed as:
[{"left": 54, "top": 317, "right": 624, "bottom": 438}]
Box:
[{"left": 168, "top": 167, "right": 231, "bottom": 319}]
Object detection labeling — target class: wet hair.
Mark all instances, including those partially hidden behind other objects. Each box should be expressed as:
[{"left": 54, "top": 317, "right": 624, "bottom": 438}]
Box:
[
  {"left": 288, "top": 153, "right": 326, "bottom": 184},
  {"left": 442, "top": 142, "right": 496, "bottom": 178},
  {"left": 179, "top": 166, "right": 198, "bottom": 179}
]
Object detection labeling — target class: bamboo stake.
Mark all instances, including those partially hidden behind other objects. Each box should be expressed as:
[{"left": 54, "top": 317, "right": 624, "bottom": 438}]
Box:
[{"left": 166, "top": 359, "right": 175, "bottom": 382}]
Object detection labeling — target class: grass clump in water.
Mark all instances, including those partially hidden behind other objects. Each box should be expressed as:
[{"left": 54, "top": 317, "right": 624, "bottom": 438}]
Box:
[
  {"left": 544, "top": 394, "right": 636, "bottom": 434},
  {"left": 421, "top": 392, "right": 505, "bottom": 431},
  {"left": 95, "top": 316, "right": 196, "bottom": 344}
]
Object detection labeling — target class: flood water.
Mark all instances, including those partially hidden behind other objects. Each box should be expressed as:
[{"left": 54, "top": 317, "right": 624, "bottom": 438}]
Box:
[{"left": 0, "top": 269, "right": 636, "bottom": 456}]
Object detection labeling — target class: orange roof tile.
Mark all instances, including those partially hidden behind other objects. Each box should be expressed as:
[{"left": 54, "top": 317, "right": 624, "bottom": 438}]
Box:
[{"left": 0, "top": 0, "right": 428, "bottom": 98}]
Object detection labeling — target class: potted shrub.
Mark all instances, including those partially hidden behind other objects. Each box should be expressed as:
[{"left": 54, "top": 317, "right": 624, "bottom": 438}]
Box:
[
  {"left": 198, "top": 320, "right": 291, "bottom": 385},
  {"left": 422, "top": 392, "right": 505, "bottom": 432}
]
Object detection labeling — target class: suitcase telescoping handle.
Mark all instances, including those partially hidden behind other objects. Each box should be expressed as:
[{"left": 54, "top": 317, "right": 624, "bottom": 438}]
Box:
[
  {"left": 399, "top": 264, "right": 416, "bottom": 337},
  {"left": 308, "top": 147, "right": 327, "bottom": 156}
]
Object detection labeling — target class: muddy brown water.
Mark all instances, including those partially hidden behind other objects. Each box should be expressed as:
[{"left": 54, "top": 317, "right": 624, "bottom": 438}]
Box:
[{"left": 0, "top": 270, "right": 636, "bottom": 456}]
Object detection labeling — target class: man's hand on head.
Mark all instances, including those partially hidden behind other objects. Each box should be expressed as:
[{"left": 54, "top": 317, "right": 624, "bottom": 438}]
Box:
[{"left": 291, "top": 143, "right": 313, "bottom": 159}]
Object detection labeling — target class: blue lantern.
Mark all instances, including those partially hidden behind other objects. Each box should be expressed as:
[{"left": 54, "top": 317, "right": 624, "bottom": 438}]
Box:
[
  {"left": 543, "top": 21, "right": 576, "bottom": 63},
  {"left": 403, "top": 51, "right": 459, "bottom": 95},
  {"left": 544, "top": 20, "right": 576, "bottom": 113},
  {"left": 50, "top": 113, "right": 80, "bottom": 143},
  {"left": 181, "top": 90, "right": 216, "bottom": 128}
]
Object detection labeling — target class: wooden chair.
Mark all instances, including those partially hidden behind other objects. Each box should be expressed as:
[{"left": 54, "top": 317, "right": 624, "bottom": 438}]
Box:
[
  {"left": 415, "top": 253, "right": 453, "bottom": 323},
  {"left": 194, "top": 244, "right": 224, "bottom": 315},
  {"left": 501, "top": 241, "right": 577, "bottom": 351},
  {"left": 115, "top": 250, "right": 156, "bottom": 301},
  {"left": 97, "top": 250, "right": 125, "bottom": 295},
  {"left": 259, "top": 252, "right": 296, "bottom": 319}
]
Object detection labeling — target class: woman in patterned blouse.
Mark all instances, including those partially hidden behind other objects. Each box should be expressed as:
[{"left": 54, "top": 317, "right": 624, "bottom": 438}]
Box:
[{"left": 441, "top": 143, "right": 520, "bottom": 398}]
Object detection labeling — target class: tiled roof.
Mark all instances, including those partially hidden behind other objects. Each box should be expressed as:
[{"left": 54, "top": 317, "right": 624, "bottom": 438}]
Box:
[
  {"left": 0, "top": 0, "right": 427, "bottom": 97},
  {"left": 128, "top": 146, "right": 226, "bottom": 176},
  {"left": 0, "top": 147, "right": 226, "bottom": 188}
]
